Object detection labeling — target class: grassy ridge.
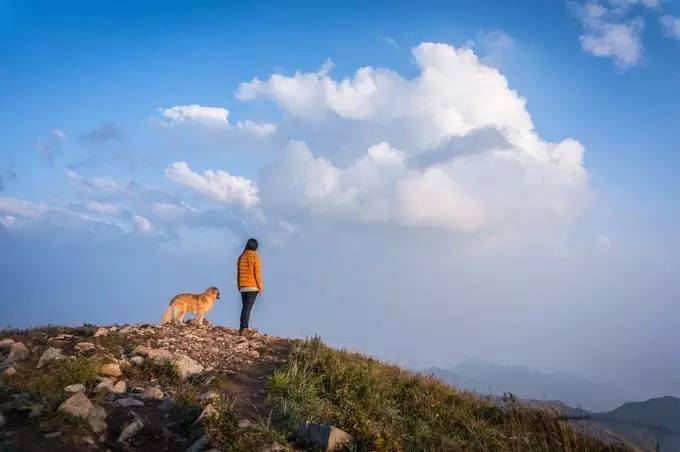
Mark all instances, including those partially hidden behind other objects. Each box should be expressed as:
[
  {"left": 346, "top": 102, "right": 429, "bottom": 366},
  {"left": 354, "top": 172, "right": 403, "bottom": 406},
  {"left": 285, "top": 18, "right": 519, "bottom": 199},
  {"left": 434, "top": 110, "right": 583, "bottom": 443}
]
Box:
[{"left": 266, "top": 337, "right": 631, "bottom": 452}]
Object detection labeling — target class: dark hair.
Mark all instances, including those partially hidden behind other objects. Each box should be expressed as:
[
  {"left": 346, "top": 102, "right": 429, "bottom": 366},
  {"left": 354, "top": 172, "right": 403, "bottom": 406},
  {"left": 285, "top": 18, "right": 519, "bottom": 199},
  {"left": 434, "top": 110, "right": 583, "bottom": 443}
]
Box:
[{"left": 245, "top": 238, "right": 258, "bottom": 251}]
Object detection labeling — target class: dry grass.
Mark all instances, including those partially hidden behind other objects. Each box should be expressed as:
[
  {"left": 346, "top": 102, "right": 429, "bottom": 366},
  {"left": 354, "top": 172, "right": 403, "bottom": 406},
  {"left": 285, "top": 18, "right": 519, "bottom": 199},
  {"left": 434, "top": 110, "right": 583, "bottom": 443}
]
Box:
[{"left": 266, "top": 337, "right": 633, "bottom": 452}]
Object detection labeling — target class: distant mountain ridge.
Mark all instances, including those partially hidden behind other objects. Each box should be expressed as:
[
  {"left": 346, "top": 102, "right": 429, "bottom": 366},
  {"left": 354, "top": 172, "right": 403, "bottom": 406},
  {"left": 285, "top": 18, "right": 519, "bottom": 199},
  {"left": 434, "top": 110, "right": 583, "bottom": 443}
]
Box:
[
  {"left": 428, "top": 359, "right": 680, "bottom": 451},
  {"left": 427, "top": 357, "right": 624, "bottom": 412}
]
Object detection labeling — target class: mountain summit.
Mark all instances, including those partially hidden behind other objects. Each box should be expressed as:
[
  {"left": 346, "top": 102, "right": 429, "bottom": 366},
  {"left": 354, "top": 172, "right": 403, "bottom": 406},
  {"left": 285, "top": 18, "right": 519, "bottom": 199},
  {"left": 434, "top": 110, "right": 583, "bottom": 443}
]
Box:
[{"left": 1, "top": 324, "right": 636, "bottom": 451}]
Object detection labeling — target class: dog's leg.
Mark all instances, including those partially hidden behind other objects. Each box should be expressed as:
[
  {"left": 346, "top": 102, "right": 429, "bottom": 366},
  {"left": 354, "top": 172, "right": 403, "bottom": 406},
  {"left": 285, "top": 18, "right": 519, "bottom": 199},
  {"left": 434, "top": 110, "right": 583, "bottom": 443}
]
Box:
[
  {"left": 178, "top": 311, "right": 186, "bottom": 324},
  {"left": 196, "top": 313, "right": 205, "bottom": 327}
]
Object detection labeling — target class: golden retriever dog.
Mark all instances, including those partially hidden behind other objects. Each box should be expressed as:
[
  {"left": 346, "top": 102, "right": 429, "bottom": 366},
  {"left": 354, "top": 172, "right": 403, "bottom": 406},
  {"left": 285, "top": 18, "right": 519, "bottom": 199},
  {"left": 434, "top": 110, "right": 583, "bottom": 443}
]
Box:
[{"left": 161, "top": 287, "right": 220, "bottom": 325}]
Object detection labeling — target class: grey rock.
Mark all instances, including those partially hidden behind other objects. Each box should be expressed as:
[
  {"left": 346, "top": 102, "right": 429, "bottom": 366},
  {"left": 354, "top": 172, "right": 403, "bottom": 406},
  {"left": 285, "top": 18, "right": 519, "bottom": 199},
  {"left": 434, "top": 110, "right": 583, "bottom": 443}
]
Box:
[
  {"left": 5, "top": 342, "right": 29, "bottom": 363},
  {"left": 118, "top": 417, "right": 144, "bottom": 442},
  {"left": 238, "top": 418, "right": 251, "bottom": 429},
  {"left": 87, "top": 405, "right": 107, "bottom": 433},
  {"left": 259, "top": 442, "right": 285, "bottom": 452},
  {"left": 130, "top": 356, "right": 144, "bottom": 366},
  {"left": 37, "top": 347, "right": 65, "bottom": 368},
  {"left": 297, "top": 422, "right": 353, "bottom": 451},
  {"left": 64, "top": 384, "right": 86, "bottom": 394},
  {"left": 142, "top": 386, "right": 164, "bottom": 400},
  {"left": 184, "top": 434, "right": 209, "bottom": 452},
  {"left": 116, "top": 397, "right": 144, "bottom": 407}
]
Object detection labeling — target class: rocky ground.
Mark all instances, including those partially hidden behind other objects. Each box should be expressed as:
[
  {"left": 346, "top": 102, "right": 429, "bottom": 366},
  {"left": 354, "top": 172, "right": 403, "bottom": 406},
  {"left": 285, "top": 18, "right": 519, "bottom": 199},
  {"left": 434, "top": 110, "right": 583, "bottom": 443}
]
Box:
[{"left": 0, "top": 323, "right": 305, "bottom": 451}]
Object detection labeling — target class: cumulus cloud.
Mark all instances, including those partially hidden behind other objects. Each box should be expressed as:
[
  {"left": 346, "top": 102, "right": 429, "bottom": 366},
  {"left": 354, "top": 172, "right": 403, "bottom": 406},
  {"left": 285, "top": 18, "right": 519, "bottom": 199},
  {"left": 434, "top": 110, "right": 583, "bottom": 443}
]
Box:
[
  {"left": 242, "top": 42, "right": 587, "bottom": 236},
  {"left": 660, "top": 15, "right": 680, "bottom": 39},
  {"left": 155, "top": 104, "right": 276, "bottom": 138},
  {"left": 165, "top": 161, "right": 259, "bottom": 208},
  {"left": 158, "top": 105, "right": 229, "bottom": 126},
  {"left": 576, "top": 2, "right": 644, "bottom": 68}
]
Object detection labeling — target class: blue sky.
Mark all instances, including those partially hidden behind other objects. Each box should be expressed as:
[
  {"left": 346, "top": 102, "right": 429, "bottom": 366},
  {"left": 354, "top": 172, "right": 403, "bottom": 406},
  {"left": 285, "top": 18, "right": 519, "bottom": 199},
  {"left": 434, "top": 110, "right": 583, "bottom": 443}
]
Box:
[{"left": 1, "top": 1, "right": 680, "bottom": 406}]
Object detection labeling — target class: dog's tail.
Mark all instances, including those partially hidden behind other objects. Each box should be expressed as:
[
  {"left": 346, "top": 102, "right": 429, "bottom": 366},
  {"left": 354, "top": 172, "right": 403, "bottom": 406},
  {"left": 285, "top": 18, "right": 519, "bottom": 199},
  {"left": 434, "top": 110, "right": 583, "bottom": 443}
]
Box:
[{"left": 161, "top": 304, "right": 174, "bottom": 324}]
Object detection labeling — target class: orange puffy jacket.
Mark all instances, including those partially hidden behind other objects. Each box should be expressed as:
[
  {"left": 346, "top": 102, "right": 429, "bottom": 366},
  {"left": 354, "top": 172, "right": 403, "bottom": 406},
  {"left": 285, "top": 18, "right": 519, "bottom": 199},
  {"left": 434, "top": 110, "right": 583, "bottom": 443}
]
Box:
[{"left": 237, "top": 249, "right": 263, "bottom": 291}]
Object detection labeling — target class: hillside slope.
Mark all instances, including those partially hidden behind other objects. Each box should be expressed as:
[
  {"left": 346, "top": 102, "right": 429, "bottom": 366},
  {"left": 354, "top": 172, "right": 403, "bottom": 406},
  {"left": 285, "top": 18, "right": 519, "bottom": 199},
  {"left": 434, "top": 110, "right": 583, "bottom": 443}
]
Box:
[{"left": 0, "top": 324, "right": 636, "bottom": 451}]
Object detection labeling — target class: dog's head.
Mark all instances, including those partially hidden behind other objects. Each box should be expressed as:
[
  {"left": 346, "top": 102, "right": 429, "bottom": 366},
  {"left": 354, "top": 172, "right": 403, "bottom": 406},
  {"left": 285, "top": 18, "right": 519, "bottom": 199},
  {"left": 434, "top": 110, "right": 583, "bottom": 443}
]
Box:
[{"left": 207, "top": 286, "right": 220, "bottom": 300}]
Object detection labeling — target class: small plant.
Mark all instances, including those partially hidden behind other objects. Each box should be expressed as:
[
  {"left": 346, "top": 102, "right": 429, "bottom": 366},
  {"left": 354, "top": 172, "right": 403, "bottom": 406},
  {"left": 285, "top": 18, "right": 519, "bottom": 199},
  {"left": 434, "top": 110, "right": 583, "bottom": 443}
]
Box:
[
  {"left": 6, "top": 356, "right": 99, "bottom": 411},
  {"left": 204, "top": 399, "right": 290, "bottom": 451},
  {"left": 126, "top": 359, "right": 181, "bottom": 386},
  {"left": 171, "top": 384, "right": 203, "bottom": 423}
]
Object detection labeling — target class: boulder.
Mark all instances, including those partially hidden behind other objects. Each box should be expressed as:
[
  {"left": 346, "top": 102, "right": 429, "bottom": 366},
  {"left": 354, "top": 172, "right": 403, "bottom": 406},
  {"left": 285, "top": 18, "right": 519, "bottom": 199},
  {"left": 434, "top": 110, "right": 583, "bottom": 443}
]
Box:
[
  {"left": 100, "top": 363, "right": 122, "bottom": 377},
  {"left": 64, "top": 384, "right": 86, "bottom": 394},
  {"left": 93, "top": 327, "right": 108, "bottom": 338},
  {"left": 37, "top": 347, "right": 65, "bottom": 368},
  {"left": 259, "top": 442, "right": 285, "bottom": 452},
  {"left": 0, "top": 339, "right": 14, "bottom": 350},
  {"left": 116, "top": 397, "right": 144, "bottom": 407},
  {"left": 96, "top": 378, "right": 126, "bottom": 394},
  {"left": 141, "top": 386, "right": 164, "bottom": 400},
  {"left": 167, "top": 353, "right": 203, "bottom": 379},
  {"left": 296, "top": 422, "right": 353, "bottom": 452},
  {"left": 87, "top": 405, "right": 107, "bottom": 433},
  {"left": 74, "top": 342, "right": 96, "bottom": 353},
  {"left": 130, "top": 356, "right": 144, "bottom": 366},
  {"left": 2, "top": 367, "right": 17, "bottom": 377},
  {"left": 58, "top": 392, "right": 93, "bottom": 419},
  {"left": 118, "top": 417, "right": 144, "bottom": 442},
  {"left": 5, "top": 342, "right": 29, "bottom": 363},
  {"left": 131, "top": 345, "right": 151, "bottom": 357},
  {"left": 184, "top": 434, "right": 209, "bottom": 452}
]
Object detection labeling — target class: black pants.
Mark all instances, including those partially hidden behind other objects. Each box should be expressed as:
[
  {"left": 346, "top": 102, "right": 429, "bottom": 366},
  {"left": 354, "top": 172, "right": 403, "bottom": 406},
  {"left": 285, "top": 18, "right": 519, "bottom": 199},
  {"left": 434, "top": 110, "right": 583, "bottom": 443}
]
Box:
[{"left": 240, "top": 291, "right": 258, "bottom": 330}]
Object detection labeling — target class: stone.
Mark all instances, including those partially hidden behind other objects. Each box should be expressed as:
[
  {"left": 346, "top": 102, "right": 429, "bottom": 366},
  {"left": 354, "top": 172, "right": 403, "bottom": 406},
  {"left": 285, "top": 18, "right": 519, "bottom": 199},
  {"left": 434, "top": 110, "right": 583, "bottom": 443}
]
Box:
[
  {"left": 184, "top": 434, "right": 209, "bottom": 452},
  {"left": 74, "top": 342, "right": 96, "bottom": 353},
  {"left": 0, "top": 413, "right": 5, "bottom": 429},
  {"left": 64, "top": 384, "right": 86, "bottom": 394},
  {"left": 141, "top": 386, "right": 164, "bottom": 400},
  {"left": 259, "top": 442, "right": 285, "bottom": 452},
  {"left": 131, "top": 345, "right": 151, "bottom": 357},
  {"left": 116, "top": 397, "right": 144, "bottom": 407},
  {"left": 118, "top": 417, "right": 144, "bottom": 442},
  {"left": 238, "top": 418, "right": 251, "bottom": 428},
  {"left": 93, "top": 327, "right": 108, "bottom": 338},
  {"left": 37, "top": 347, "right": 65, "bottom": 368},
  {"left": 95, "top": 378, "right": 126, "bottom": 394},
  {"left": 100, "top": 363, "right": 122, "bottom": 377},
  {"left": 130, "top": 356, "right": 144, "bottom": 366},
  {"left": 87, "top": 405, "right": 107, "bottom": 433},
  {"left": 296, "top": 422, "right": 353, "bottom": 452},
  {"left": 194, "top": 404, "right": 219, "bottom": 424},
  {"left": 112, "top": 380, "right": 127, "bottom": 394},
  {"left": 2, "top": 367, "right": 17, "bottom": 377},
  {"left": 148, "top": 348, "right": 173, "bottom": 362},
  {"left": 158, "top": 398, "right": 174, "bottom": 411},
  {"left": 0, "top": 339, "right": 14, "bottom": 350},
  {"left": 5, "top": 342, "right": 29, "bottom": 363},
  {"left": 58, "top": 392, "right": 92, "bottom": 419},
  {"left": 168, "top": 353, "right": 203, "bottom": 379}
]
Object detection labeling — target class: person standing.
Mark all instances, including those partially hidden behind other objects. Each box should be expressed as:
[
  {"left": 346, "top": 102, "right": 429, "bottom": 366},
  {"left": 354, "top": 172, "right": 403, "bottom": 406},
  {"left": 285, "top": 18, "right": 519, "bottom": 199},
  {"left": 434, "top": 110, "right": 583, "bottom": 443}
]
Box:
[{"left": 237, "top": 238, "right": 263, "bottom": 333}]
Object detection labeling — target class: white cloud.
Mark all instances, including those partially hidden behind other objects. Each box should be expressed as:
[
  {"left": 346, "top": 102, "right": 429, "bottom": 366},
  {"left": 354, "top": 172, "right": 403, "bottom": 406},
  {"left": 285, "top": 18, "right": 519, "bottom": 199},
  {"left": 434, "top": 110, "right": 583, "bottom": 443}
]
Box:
[
  {"left": 477, "top": 30, "right": 515, "bottom": 68},
  {"left": 66, "top": 169, "right": 126, "bottom": 195},
  {"left": 165, "top": 161, "right": 259, "bottom": 208},
  {"left": 0, "top": 197, "right": 48, "bottom": 218},
  {"left": 235, "top": 120, "right": 277, "bottom": 136},
  {"left": 158, "top": 105, "right": 229, "bottom": 126},
  {"left": 576, "top": 2, "right": 644, "bottom": 68},
  {"left": 660, "top": 15, "right": 680, "bottom": 39},
  {"left": 243, "top": 42, "right": 588, "bottom": 235}
]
